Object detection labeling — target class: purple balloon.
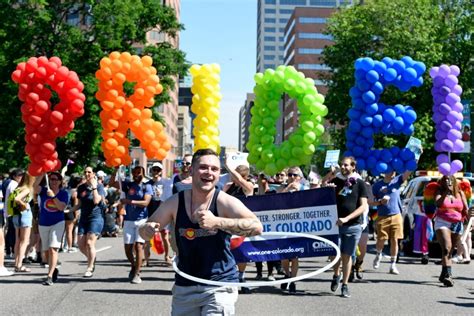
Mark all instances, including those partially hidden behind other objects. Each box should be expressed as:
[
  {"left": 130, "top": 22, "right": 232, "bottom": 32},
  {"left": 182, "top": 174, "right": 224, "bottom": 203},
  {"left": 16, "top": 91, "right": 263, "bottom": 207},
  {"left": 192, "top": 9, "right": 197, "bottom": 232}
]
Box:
[
  {"left": 446, "top": 93, "right": 461, "bottom": 105},
  {"left": 438, "top": 65, "right": 451, "bottom": 77},
  {"left": 438, "top": 103, "right": 451, "bottom": 115},
  {"left": 429, "top": 67, "right": 439, "bottom": 78},
  {"left": 447, "top": 129, "right": 462, "bottom": 141},
  {"left": 434, "top": 142, "right": 443, "bottom": 152},
  {"left": 433, "top": 112, "right": 444, "bottom": 124},
  {"left": 439, "top": 86, "right": 451, "bottom": 96},
  {"left": 445, "top": 75, "right": 458, "bottom": 88},
  {"left": 451, "top": 85, "right": 463, "bottom": 95},
  {"left": 439, "top": 120, "right": 452, "bottom": 132},
  {"left": 435, "top": 130, "right": 447, "bottom": 141},
  {"left": 451, "top": 102, "right": 463, "bottom": 112},
  {"left": 436, "top": 154, "right": 450, "bottom": 165},
  {"left": 447, "top": 111, "right": 459, "bottom": 124},
  {"left": 449, "top": 65, "right": 460, "bottom": 76},
  {"left": 451, "top": 160, "right": 463, "bottom": 174},
  {"left": 453, "top": 139, "right": 464, "bottom": 152},
  {"left": 454, "top": 121, "right": 462, "bottom": 130},
  {"left": 441, "top": 139, "right": 454, "bottom": 152},
  {"left": 433, "top": 76, "right": 445, "bottom": 87},
  {"left": 439, "top": 162, "right": 451, "bottom": 176}
]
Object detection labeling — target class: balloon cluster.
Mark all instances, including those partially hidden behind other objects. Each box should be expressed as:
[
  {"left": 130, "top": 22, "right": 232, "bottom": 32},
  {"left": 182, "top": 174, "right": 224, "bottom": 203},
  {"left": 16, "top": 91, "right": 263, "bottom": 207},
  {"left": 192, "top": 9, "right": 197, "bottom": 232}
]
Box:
[
  {"left": 189, "top": 64, "right": 221, "bottom": 153},
  {"left": 429, "top": 65, "right": 464, "bottom": 176},
  {"left": 247, "top": 66, "right": 328, "bottom": 175},
  {"left": 11, "top": 56, "right": 85, "bottom": 176},
  {"left": 96, "top": 52, "right": 169, "bottom": 167},
  {"left": 346, "top": 56, "right": 425, "bottom": 175}
]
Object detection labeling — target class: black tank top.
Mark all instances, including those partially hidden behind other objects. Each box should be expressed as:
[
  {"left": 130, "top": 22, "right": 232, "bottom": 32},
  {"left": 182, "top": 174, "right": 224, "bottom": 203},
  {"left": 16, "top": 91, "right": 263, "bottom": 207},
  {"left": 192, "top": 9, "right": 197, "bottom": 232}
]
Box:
[{"left": 175, "top": 189, "right": 238, "bottom": 286}]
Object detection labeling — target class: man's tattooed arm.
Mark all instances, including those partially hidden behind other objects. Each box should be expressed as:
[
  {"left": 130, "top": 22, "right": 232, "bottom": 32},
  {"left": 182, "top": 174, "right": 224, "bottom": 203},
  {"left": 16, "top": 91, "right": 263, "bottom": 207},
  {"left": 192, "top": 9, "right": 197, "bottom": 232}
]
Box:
[{"left": 216, "top": 217, "right": 263, "bottom": 237}]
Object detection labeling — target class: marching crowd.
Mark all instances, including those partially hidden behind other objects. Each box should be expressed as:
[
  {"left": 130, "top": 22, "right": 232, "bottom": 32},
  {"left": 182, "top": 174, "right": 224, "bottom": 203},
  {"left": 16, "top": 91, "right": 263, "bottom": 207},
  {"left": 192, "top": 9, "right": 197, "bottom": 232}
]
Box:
[{"left": 1, "top": 149, "right": 473, "bottom": 313}]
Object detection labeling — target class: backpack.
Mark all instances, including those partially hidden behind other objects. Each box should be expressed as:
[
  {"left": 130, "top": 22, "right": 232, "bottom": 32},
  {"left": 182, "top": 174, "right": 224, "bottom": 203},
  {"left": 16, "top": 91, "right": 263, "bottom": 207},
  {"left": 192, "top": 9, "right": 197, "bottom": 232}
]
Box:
[{"left": 6, "top": 188, "right": 22, "bottom": 216}]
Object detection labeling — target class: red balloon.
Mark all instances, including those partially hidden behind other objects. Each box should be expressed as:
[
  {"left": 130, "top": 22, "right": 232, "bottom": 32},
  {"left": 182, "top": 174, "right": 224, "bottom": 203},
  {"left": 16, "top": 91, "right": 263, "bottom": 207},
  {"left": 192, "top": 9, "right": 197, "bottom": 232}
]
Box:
[
  {"left": 50, "top": 111, "right": 63, "bottom": 124},
  {"left": 40, "top": 142, "right": 55, "bottom": 155},
  {"left": 34, "top": 100, "right": 49, "bottom": 114},
  {"left": 28, "top": 163, "right": 43, "bottom": 176}
]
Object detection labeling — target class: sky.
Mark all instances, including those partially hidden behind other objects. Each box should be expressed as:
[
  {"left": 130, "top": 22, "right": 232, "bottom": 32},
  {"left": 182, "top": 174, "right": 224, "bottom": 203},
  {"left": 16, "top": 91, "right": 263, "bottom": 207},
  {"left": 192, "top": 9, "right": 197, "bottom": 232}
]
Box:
[{"left": 180, "top": 0, "right": 257, "bottom": 149}]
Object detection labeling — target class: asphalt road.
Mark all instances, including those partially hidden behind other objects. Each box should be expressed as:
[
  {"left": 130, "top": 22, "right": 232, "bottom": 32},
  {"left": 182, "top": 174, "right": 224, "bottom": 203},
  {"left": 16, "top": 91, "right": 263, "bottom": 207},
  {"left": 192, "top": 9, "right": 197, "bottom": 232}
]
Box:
[{"left": 0, "top": 235, "right": 472, "bottom": 315}]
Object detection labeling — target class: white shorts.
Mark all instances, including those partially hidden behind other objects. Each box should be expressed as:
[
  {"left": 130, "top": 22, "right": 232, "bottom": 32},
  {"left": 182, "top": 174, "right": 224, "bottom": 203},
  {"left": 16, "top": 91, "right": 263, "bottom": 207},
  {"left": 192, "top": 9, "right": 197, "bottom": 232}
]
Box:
[
  {"left": 39, "top": 221, "right": 65, "bottom": 251},
  {"left": 123, "top": 219, "right": 147, "bottom": 244},
  {"left": 172, "top": 285, "right": 238, "bottom": 316}
]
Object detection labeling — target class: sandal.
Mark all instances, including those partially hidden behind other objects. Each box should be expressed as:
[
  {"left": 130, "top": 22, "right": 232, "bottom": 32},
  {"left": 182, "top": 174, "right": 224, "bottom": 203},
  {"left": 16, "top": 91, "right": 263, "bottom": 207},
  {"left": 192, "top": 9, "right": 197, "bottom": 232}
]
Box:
[{"left": 15, "top": 266, "right": 31, "bottom": 273}]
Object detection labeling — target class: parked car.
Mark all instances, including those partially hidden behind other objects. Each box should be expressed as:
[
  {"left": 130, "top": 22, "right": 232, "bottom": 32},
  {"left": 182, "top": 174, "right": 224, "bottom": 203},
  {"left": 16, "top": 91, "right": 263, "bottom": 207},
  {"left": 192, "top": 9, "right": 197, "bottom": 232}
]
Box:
[{"left": 400, "top": 171, "right": 474, "bottom": 263}]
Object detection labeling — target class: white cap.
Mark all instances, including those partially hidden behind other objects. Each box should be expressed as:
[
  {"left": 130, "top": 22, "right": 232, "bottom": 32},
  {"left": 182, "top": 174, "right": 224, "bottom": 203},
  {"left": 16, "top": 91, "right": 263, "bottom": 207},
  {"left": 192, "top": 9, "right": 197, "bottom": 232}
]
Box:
[
  {"left": 96, "top": 170, "right": 107, "bottom": 178},
  {"left": 152, "top": 162, "right": 163, "bottom": 170}
]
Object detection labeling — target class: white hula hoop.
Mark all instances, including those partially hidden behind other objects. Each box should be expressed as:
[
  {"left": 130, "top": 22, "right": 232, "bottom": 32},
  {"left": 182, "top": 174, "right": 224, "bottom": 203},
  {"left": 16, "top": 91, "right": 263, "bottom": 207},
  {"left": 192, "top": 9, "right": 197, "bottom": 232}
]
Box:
[{"left": 172, "top": 231, "right": 341, "bottom": 287}]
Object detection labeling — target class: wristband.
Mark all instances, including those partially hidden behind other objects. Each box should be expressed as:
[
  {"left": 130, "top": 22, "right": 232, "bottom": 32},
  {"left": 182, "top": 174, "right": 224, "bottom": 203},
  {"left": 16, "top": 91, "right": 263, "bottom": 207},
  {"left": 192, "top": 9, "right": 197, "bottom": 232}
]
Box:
[{"left": 91, "top": 187, "right": 97, "bottom": 190}]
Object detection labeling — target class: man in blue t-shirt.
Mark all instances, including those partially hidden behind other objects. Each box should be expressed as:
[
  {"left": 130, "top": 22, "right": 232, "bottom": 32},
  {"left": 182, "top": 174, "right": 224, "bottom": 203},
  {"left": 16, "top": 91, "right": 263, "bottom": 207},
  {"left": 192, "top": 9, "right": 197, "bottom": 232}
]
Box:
[
  {"left": 110, "top": 166, "right": 152, "bottom": 285},
  {"left": 372, "top": 171, "right": 411, "bottom": 275}
]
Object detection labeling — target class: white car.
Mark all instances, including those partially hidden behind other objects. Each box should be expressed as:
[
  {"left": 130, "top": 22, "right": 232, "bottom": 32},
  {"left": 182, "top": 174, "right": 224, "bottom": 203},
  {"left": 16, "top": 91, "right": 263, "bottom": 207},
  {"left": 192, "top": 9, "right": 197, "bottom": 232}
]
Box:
[{"left": 400, "top": 171, "right": 474, "bottom": 262}]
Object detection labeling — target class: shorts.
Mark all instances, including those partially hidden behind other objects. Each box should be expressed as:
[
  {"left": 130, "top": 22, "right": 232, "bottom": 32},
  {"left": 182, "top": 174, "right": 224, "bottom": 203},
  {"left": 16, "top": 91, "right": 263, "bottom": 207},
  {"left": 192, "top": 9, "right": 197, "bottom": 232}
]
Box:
[
  {"left": 12, "top": 210, "right": 33, "bottom": 228},
  {"left": 434, "top": 217, "right": 463, "bottom": 235},
  {"left": 148, "top": 199, "right": 161, "bottom": 217},
  {"left": 64, "top": 210, "right": 75, "bottom": 221},
  {"left": 39, "top": 221, "right": 65, "bottom": 251},
  {"left": 171, "top": 285, "right": 238, "bottom": 316},
  {"left": 123, "top": 219, "right": 147, "bottom": 244},
  {"left": 339, "top": 224, "right": 362, "bottom": 256},
  {"left": 78, "top": 215, "right": 104, "bottom": 236},
  {"left": 376, "top": 213, "right": 403, "bottom": 240},
  {"left": 0, "top": 212, "right": 5, "bottom": 228}
]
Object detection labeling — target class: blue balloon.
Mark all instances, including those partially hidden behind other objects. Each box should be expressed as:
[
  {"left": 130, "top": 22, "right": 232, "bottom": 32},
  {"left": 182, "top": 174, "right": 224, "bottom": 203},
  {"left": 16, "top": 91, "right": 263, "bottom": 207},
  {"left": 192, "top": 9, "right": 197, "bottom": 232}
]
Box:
[
  {"left": 401, "top": 56, "right": 415, "bottom": 67},
  {"left": 403, "top": 110, "right": 417, "bottom": 124},
  {"left": 357, "top": 79, "right": 371, "bottom": 91},
  {"left": 352, "top": 97, "right": 365, "bottom": 108},
  {"left": 402, "top": 68, "right": 417, "bottom": 82},
  {"left": 384, "top": 68, "right": 397, "bottom": 82},
  {"left": 346, "top": 130, "right": 357, "bottom": 140},
  {"left": 366, "top": 138, "right": 374, "bottom": 148},
  {"left": 374, "top": 61, "right": 387, "bottom": 74},
  {"left": 405, "top": 159, "right": 417, "bottom": 171},
  {"left": 383, "top": 108, "right": 396, "bottom": 122},
  {"left": 381, "top": 57, "right": 394, "bottom": 67},
  {"left": 344, "top": 150, "right": 353, "bottom": 157},
  {"left": 353, "top": 146, "right": 364, "bottom": 156},
  {"left": 359, "top": 114, "right": 373, "bottom": 126},
  {"left": 367, "top": 156, "right": 377, "bottom": 168},
  {"left": 413, "top": 62, "right": 426, "bottom": 76},
  {"left": 393, "top": 104, "right": 405, "bottom": 115},
  {"left": 362, "top": 91, "right": 376, "bottom": 104},
  {"left": 398, "top": 80, "right": 411, "bottom": 92},
  {"left": 392, "top": 117, "right": 404, "bottom": 130},
  {"left": 392, "top": 60, "right": 406, "bottom": 73},
  {"left": 413, "top": 76, "right": 423, "bottom": 87},
  {"left": 355, "top": 136, "right": 366, "bottom": 146},
  {"left": 348, "top": 120, "right": 362, "bottom": 132},
  {"left": 385, "top": 165, "right": 394, "bottom": 174},
  {"left": 373, "top": 114, "right": 384, "bottom": 127},
  {"left": 382, "top": 123, "right": 393, "bottom": 134},
  {"left": 354, "top": 58, "right": 364, "bottom": 70},
  {"left": 380, "top": 149, "right": 392, "bottom": 162},
  {"left": 348, "top": 108, "right": 362, "bottom": 120},
  {"left": 354, "top": 69, "right": 366, "bottom": 80},
  {"left": 366, "top": 70, "right": 379, "bottom": 83},
  {"left": 361, "top": 58, "right": 375, "bottom": 71},
  {"left": 371, "top": 81, "right": 384, "bottom": 95},
  {"left": 357, "top": 158, "right": 366, "bottom": 171},
  {"left": 400, "top": 148, "right": 415, "bottom": 161},
  {"left": 392, "top": 157, "right": 404, "bottom": 172},
  {"left": 372, "top": 149, "right": 381, "bottom": 159},
  {"left": 366, "top": 103, "right": 378, "bottom": 115},
  {"left": 376, "top": 162, "right": 388, "bottom": 173},
  {"left": 349, "top": 87, "right": 362, "bottom": 98},
  {"left": 361, "top": 127, "right": 374, "bottom": 138}
]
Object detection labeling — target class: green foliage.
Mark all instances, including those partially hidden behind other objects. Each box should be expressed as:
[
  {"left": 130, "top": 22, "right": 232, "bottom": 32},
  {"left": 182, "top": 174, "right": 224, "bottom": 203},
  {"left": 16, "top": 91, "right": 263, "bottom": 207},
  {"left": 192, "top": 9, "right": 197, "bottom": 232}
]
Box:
[
  {"left": 323, "top": 0, "right": 473, "bottom": 170},
  {"left": 0, "top": 0, "right": 189, "bottom": 173}
]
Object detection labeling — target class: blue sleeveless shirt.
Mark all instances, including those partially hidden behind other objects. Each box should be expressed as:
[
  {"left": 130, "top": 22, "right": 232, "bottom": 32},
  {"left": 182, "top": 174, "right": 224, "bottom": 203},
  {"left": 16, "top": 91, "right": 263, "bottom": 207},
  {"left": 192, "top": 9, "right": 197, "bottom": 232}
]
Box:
[{"left": 175, "top": 189, "right": 238, "bottom": 286}]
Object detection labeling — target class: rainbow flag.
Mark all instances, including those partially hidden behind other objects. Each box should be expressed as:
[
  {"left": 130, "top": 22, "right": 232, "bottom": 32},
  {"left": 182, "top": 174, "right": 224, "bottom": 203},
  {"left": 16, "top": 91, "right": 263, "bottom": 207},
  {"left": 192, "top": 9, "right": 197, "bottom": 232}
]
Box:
[
  {"left": 423, "top": 182, "right": 439, "bottom": 219},
  {"left": 413, "top": 214, "right": 433, "bottom": 255}
]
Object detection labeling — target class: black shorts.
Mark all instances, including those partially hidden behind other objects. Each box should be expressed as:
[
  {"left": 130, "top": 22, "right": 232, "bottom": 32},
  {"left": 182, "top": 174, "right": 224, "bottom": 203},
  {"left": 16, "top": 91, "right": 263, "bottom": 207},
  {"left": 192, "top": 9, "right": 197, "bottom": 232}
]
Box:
[
  {"left": 148, "top": 200, "right": 161, "bottom": 217},
  {"left": 64, "top": 211, "right": 75, "bottom": 221}
]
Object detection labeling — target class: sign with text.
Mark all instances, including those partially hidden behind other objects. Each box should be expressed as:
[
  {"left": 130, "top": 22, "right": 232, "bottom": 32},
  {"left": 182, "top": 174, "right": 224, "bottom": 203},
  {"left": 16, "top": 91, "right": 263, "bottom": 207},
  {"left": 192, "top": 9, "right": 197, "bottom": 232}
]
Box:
[
  {"left": 324, "top": 150, "right": 340, "bottom": 168},
  {"left": 231, "top": 187, "right": 339, "bottom": 263},
  {"left": 225, "top": 151, "right": 249, "bottom": 171}
]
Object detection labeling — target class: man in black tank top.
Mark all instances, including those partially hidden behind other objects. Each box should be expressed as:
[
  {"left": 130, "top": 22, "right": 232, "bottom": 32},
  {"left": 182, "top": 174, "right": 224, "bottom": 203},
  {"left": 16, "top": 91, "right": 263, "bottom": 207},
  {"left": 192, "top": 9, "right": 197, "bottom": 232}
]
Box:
[{"left": 139, "top": 148, "right": 263, "bottom": 315}]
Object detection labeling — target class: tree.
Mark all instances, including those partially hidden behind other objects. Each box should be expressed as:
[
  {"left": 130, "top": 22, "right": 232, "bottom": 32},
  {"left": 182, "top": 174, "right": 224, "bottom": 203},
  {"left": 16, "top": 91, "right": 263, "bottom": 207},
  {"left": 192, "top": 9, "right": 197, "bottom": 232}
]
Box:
[
  {"left": 0, "top": 0, "right": 189, "bottom": 173},
  {"left": 323, "top": 0, "right": 473, "bottom": 171}
]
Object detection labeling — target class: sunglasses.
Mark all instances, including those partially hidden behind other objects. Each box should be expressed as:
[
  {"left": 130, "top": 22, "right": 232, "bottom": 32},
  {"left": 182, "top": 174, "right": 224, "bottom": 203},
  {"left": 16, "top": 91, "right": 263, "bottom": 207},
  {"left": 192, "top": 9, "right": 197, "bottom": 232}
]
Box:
[
  {"left": 276, "top": 173, "right": 285, "bottom": 177},
  {"left": 152, "top": 168, "right": 162, "bottom": 172},
  {"left": 287, "top": 173, "right": 300, "bottom": 177},
  {"left": 182, "top": 162, "right": 191, "bottom": 166}
]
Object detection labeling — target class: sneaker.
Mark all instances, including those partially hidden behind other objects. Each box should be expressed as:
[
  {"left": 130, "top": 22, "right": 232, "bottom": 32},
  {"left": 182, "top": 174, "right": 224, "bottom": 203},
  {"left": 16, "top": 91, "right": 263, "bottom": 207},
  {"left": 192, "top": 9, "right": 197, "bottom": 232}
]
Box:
[
  {"left": 255, "top": 273, "right": 263, "bottom": 280},
  {"left": 443, "top": 274, "right": 454, "bottom": 287},
  {"left": 84, "top": 270, "right": 93, "bottom": 278},
  {"left": 52, "top": 268, "right": 59, "bottom": 283},
  {"left": 288, "top": 282, "right": 296, "bottom": 294},
  {"left": 354, "top": 261, "right": 363, "bottom": 279},
  {"left": 421, "top": 255, "right": 429, "bottom": 265},
  {"left": 128, "top": 267, "right": 136, "bottom": 281},
  {"left": 131, "top": 275, "right": 142, "bottom": 284},
  {"left": 330, "top": 274, "right": 342, "bottom": 292},
  {"left": 22, "top": 258, "right": 33, "bottom": 264},
  {"left": 43, "top": 277, "right": 54, "bottom": 286},
  {"left": 267, "top": 275, "right": 276, "bottom": 281},
  {"left": 373, "top": 254, "right": 382, "bottom": 269},
  {"left": 439, "top": 270, "right": 447, "bottom": 283},
  {"left": 341, "top": 284, "right": 351, "bottom": 298},
  {"left": 0, "top": 267, "right": 14, "bottom": 277},
  {"left": 280, "top": 276, "right": 289, "bottom": 291},
  {"left": 239, "top": 278, "right": 251, "bottom": 294},
  {"left": 68, "top": 247, "right": 78, "bottom": 253},
  {"left": 389, "top": 265, "right": 399, "bottom": 275}
]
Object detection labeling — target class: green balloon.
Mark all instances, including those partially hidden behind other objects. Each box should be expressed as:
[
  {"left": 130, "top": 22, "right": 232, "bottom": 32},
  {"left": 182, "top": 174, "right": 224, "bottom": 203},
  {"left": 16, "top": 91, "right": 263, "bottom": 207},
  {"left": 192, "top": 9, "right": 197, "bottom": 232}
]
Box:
[
  {"left": 254, "top": 73, "right": 264, "bottom": 84},
  {"left": 303, "top": 143, "right": 316, "bottom": 155},
  {"left": 280, "top": 145, "right": 291, "bottom": 159},
  {"left": 301, "top": 120, "right": 315, "bottom": 132},
  {"left": 303, "top": 131, "right": 316, "bottom": 144},
  {"left": 247, "top": 153, "right": 258, "bottom": 164},
  {"left": 288, "top": 158, "right": 300, "bottom": 167},
  {"left": 315, "top": 124, "right": 324, "bottom": 136},
  {"left": 261, "top": 149, "right": 274, "bottom": 162},
  {"left": 270, "top": 109, "right": 281, "bottom": 119},
  {"left": 262, "top": 117, "right": 274, "bottom": 127},
  {"left": 303, "top": 94, "right": 316, "bottom": 106},
  {"left": 268, "top": 100, "right": 279, "bottom": 110},
  {"left": 264, "top": 163, "right": 278, "bottom": 176},
  {"left": 290, "top": 134, "right": 304, "bottom": 146},
  {"left": 315, "top": 93, "right": 325, "bottom": 104},
  {"left": 255, "top": 125, "right": 266, "bottom": 136},
  {"left": 274, "top": 71, "right": 285, "bottom": 83},
  {"left": 256, "top": 160, "right": 266, "bottom": 171},
  {"left": 261, "top": 134, "right": 274, "bottom": 145},
  {"left": 284, "top": 79, "right": 296, "bottom": 91},
  {"left": 252, "top": 144, "right": 263, "bottom": 155},
  {"left": 291, "top": 147, "right": 304, "bottom": 158},
  {"left": 276, "top": 158, "right": 287, "bottom": 170}
]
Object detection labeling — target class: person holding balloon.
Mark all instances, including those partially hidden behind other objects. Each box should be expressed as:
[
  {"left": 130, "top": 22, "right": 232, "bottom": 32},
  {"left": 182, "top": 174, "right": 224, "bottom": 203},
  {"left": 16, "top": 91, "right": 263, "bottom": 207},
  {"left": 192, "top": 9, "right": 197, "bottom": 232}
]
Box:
[
  {"left": 110, "top": 166, "right": 152, "bottom": 285},
  {"left": 139, "top": 148, "right": 263, "bottom": 315},
  {"left": 434, "top": 176, "right": 468, "bottom": 287},
  {"left": 71, "top": 167, "right": 107, "bottom": 278},
  {"left": 34, "top": 172, "right": 69, "bottom": 286}
]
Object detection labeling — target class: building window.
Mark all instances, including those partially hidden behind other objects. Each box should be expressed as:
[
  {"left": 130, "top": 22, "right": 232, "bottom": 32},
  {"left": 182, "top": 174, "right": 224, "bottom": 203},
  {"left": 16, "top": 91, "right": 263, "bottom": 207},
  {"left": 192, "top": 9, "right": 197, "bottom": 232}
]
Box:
[
  {"left": 279, "top": 28, "right": 286, "bottom": 32},
  {"left": 299, "top": 32, "right": 333, "bottom": 40},
  {"left": 298, "top": 48, "right": 324, "bottom": 54},
  {"left": 265, "top": 27, "right": 276, "bottom": 32},
  {"left": 280, "top": 0, "right": 307, "bottom": 5},
  {"left": 264, "top": 55, "right": 275, "bottom": 61},
  {"left": 299, "top": 17, "right": 327, "bottom": 24},
  {"left": 280, "top": 18, "right": 288, "bottom": 24},
  {"left": 298, "top": 64, "right": 331, "bottom": 70},
  {"left": 314, "top": 79, "right": 327, "bottom": 86},
  {"left": 264, "top": 46, "right": 276, "bottom": 51},
  {"left": 280, "top": 9, "right": 294, "bottom": 14},
  {"left": 309, "top": 0, "right": 337, "bottom": 6},
  {"left": 279, "top": 37, "right": 284, "bottom": 41},
  {"left": 265, "top": 0, "right": 277, "bottom": 4},
  {"left": 149, "top": 30, "right": 162, "bottom": 40},
  {"left": 264, "top": 64, "right": 274, "bottom": 69},
  {"left": 264, "top": 36, "right": 276, "bottom": 41},
  {"left": 265, "top": 18, "right": 276, "bottom": 23},
  {"left": 265, "top": 8, "right": 276, "bottom": 14}
]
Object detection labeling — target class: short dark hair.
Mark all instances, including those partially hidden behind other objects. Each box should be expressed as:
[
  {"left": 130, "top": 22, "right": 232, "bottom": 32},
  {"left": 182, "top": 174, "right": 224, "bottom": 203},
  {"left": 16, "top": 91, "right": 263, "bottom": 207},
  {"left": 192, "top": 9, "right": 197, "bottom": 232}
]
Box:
[
  {"left": 10, "top": 168, "right": 24, "bottom": 179},
  {"left": 341, "top": 156, "right": 356, "bottom": 167},
  {"left": 192, "top": 149, "right": 219, "bottom": 166}
]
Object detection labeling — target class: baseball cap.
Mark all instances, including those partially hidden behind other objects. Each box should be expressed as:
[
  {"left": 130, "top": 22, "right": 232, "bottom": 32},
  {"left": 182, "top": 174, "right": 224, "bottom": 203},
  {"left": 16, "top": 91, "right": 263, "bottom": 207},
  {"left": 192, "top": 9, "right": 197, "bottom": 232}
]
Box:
[
  {"left": 152, "top": 162, "right": 163, "bottom": 170},
  {"left": 96, "top": 170, "right": 107, "bottom": 178}
]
